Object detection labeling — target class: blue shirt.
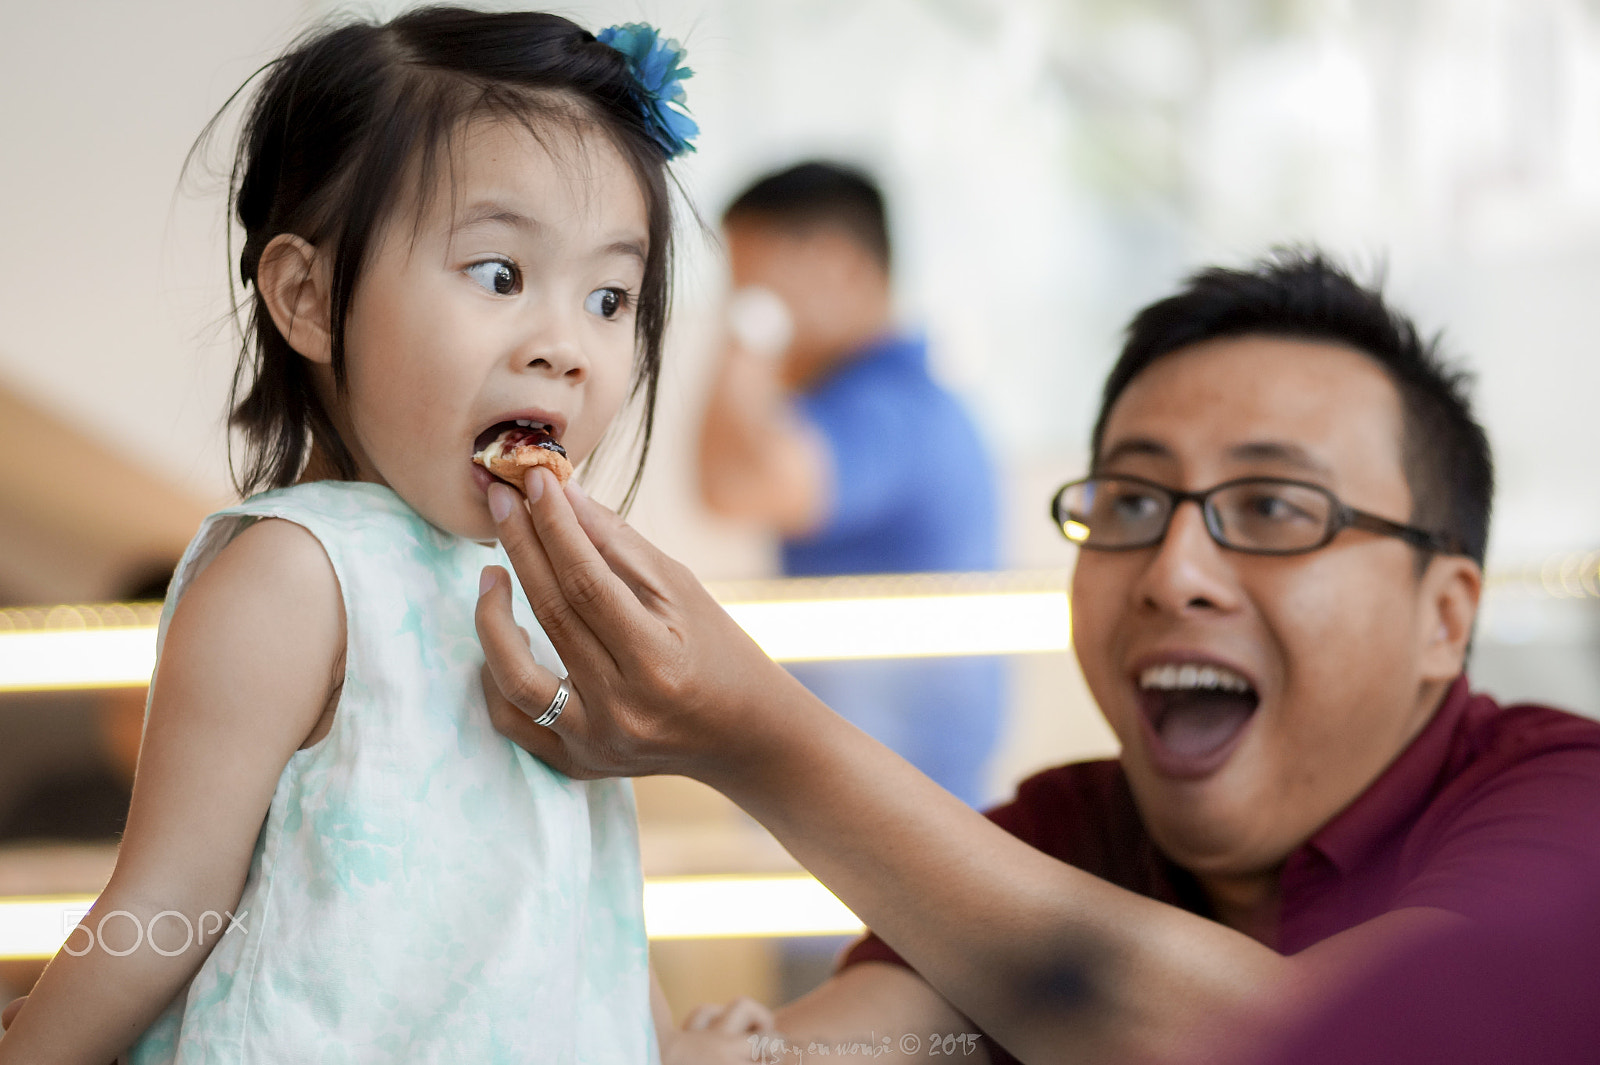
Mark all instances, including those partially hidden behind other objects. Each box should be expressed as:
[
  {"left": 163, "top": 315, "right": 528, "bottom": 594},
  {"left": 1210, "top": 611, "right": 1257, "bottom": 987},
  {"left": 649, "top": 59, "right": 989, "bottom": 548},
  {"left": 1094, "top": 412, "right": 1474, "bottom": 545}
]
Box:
[
  {"left": 783, "top": 334, "right": 998, "bottom": 576},
  {"left": 780, "top": 333, "right": 1004, "bottom": 807}
]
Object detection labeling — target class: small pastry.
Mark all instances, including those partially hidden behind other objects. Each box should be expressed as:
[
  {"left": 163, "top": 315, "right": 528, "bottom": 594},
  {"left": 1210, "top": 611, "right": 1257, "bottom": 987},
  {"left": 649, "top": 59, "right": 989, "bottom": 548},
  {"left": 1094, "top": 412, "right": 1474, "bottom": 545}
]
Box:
[{"left": 473, "top": 425, "right": 572, "bottom": 486}]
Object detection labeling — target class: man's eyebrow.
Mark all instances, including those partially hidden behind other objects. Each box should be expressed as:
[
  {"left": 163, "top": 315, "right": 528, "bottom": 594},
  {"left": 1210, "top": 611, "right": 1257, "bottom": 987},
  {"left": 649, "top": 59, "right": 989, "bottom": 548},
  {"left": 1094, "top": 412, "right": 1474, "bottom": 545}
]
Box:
[
  {"left": 1097, "top": 437, "right": 1334, "bottom": 477},
  {"left": 1097, "top": 438, "right": 1173, "bottom": 467},
  {"left": 1226, "top": 440, "right": 1334, "bottom": 476}
]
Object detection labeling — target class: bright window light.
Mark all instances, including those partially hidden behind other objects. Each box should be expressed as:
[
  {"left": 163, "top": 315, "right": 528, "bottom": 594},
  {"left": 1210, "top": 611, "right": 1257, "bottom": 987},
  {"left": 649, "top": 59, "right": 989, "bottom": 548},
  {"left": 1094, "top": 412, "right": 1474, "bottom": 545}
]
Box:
[
  {"left": 0, "top": 628, "right": 157, "bottom": 692},
  {"left": 725, "top": 591, "right": 1071, "bottom": 661},
  {"left": 644, "top": 874, "right": 863, "bottom": 939},
  {"left": 0, "top": 878, "right": 858, "bottom": 959},
  {"left": 0, "top": 894, "right": 99, "bottom": 960},
  {"left": 0, "top": 575, "right": 1076, "bottom": 692}
]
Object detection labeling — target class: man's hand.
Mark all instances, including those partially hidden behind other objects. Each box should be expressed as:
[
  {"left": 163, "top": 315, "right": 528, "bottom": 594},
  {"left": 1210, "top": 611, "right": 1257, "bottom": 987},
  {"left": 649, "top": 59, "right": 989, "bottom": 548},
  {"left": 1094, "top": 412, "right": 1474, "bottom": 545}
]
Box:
[
  {"left": 474, "top": 468, "right": 824, "bottom": 788},
  {"left": 469, "top": 468, "right": 1284, "bottom": 1064}
]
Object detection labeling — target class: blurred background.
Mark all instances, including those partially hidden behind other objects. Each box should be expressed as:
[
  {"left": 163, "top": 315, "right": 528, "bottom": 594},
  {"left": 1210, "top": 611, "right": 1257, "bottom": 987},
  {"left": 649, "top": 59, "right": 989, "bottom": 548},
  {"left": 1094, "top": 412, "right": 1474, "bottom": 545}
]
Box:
[{"left": 3, "top": 0, "right": 1598, "bottom": 1017}]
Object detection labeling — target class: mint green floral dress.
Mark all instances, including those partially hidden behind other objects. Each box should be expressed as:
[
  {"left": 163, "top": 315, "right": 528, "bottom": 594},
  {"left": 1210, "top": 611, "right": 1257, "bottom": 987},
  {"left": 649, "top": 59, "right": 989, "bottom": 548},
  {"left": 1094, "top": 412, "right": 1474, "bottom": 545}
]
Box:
[{"left": 128, "top": 482, "right": 655, "bottom": 1065}]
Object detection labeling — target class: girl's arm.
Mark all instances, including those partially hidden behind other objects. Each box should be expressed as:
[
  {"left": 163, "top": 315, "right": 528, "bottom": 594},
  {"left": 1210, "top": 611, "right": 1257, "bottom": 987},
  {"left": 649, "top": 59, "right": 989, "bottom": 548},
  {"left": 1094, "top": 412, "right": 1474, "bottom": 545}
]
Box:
[{"left": 0, "top": 519, "right": 344, "bottom": 1064}]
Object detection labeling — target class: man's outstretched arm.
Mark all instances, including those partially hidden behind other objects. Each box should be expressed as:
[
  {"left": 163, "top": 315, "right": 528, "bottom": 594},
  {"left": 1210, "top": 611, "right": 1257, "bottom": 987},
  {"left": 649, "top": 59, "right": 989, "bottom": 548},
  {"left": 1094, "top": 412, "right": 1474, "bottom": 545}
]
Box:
[{"left": 472, "top": 472, "right": 1461, "bottom": 1063}]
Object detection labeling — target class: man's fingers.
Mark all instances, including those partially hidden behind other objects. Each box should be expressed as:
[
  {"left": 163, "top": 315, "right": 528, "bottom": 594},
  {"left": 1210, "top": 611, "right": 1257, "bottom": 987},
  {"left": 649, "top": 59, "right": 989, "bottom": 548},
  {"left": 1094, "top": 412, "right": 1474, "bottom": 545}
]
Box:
[
  {"left": 479, "top": 662, "right": 585, "bottom": 776},
  {"left": 477, "top": 470, "right": 791, "bottom": 786},
  {"left": 521, "top": 469, "right": 664, "bottom": 656},
  {"left": 475, "top": 566, "right": 591, "bottom": 774},
  {"left": 563, "top": 480, "right": 684, "bottom": 611},
  {"left": 487, "top": 480, "right": 612, "bottom": 676}
]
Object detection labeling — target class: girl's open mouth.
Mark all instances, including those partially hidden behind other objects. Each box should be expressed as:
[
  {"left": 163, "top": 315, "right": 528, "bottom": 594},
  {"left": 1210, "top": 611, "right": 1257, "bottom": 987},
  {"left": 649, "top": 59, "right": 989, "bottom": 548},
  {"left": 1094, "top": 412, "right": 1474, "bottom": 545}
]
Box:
[{"left": 472, "top": 418, "right": 563, "bottom": 457}]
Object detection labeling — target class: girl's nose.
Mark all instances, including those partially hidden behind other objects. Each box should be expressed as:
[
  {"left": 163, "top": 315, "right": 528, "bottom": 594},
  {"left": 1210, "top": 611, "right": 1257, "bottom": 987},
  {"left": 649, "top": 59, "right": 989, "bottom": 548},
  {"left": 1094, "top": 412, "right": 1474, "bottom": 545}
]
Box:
[
  {"left": 519, "top": 312, "right": 589, "bottom": 381},
  {"left": 525, "top": 349, "right": 587, "bottom": 380}
]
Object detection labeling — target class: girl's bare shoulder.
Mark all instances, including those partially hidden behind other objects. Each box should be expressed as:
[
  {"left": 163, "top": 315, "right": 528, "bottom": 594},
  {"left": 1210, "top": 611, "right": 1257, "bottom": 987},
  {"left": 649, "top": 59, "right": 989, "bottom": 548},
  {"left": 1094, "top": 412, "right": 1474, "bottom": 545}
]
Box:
[{"left": 165, "top": 516, "right": 345, "bottom": 678}]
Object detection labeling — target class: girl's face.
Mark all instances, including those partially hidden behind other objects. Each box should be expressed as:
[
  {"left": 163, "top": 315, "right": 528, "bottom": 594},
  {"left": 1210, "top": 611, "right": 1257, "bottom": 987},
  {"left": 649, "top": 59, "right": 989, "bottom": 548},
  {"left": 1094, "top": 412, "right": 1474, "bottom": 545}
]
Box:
[{"left": 335, "top": 116, "right": 648, "bottom": 540}]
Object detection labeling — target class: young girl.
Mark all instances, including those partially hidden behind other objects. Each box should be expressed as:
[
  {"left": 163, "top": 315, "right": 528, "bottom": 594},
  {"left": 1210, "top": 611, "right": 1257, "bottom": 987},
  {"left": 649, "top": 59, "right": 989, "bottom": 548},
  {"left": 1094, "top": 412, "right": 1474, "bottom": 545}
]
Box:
[{"left": 0, "top": 8, "right": 697, "bottom": 1063}]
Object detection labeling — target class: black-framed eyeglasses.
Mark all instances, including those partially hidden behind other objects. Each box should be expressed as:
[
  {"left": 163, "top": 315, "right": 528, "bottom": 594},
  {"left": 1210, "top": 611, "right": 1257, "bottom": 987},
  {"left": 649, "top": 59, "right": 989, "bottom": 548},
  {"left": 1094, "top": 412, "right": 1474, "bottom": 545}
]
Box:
[{"left": 1051, "top": 475, "right": 1464, "bottom": 556}]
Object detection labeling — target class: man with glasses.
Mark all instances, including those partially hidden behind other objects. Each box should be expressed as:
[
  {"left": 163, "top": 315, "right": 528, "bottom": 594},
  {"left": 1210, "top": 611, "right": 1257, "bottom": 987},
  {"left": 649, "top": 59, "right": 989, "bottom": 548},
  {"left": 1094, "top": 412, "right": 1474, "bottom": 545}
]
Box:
[
  {"left": 752, "top": 250, "right": 1600, "bottom": 1060},
  {"left": 450, "top": 249, "right": 1600, "bottom": 1063}
]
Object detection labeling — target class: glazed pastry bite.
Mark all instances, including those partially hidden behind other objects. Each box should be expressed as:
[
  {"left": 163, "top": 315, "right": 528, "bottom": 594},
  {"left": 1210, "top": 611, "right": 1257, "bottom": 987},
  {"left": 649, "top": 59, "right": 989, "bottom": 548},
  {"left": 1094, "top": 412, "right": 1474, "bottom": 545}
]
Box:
[{"left": 473, "top": 425, "right": 573, "bottom": 486}]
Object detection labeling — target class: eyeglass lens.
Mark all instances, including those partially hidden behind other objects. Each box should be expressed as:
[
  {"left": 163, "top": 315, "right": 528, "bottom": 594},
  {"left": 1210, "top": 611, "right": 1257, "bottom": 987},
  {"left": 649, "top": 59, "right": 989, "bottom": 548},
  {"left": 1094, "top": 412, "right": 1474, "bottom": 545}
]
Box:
[{"left": 1058, "top": 478, "right": 1337, "bottom": 552}]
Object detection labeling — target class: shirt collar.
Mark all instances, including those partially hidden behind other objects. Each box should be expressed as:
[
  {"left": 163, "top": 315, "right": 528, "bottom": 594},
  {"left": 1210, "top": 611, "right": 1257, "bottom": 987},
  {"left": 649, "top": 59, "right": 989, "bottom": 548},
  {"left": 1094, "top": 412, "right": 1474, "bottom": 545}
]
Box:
[
  {"left": 1300, "top": 675, "right": 1472, "bottom": 875},
  {"left": 804, "top": 332, "right": 928, "bottom": 396},
  {"left": 851, "top": 331, "right": 926, "bottom": 368}
]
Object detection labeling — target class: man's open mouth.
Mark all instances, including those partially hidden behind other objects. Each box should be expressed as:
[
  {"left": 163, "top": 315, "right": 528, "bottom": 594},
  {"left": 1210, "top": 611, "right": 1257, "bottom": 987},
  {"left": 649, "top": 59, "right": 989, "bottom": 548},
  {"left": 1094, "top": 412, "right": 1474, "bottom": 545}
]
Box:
[
  {"left": 472, "top": 419, "right": 565, "bottom": 458},
  {"left": 1137, "top": 663, "right": 1259, "bottom": 774}
]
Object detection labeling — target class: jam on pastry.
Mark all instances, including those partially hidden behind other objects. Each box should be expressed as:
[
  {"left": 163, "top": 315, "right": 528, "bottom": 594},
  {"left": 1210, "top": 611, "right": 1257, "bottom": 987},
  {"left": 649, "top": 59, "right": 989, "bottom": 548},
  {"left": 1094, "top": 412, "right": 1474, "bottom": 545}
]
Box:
[{"left": 473, "top": 425, "right": 573, "bottom": 486}]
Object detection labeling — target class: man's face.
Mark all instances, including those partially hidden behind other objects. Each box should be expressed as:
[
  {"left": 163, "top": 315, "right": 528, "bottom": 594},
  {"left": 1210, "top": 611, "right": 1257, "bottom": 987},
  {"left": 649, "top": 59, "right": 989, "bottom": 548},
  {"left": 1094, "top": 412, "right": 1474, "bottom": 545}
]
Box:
[
  {"left": 1070, "top": 336, "right": 1464, "bottom": 879},
  {"left": 723, "top": 219, "right": 880, "bottom": 384}
]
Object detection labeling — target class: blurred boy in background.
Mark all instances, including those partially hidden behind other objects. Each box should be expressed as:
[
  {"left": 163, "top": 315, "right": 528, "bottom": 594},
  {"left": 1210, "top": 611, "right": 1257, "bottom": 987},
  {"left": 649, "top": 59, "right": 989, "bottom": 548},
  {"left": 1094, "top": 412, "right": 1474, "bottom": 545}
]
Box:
[{"left": 698, "top": 161, "right": 1004, "bottom": 807}]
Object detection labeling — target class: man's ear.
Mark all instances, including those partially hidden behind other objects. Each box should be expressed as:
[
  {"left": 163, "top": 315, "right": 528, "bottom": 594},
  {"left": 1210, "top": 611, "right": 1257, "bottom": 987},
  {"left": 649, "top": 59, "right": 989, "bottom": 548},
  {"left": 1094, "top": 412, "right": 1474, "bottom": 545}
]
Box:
[
  {"left": 256, "top": 233, "right": 334, "bottom": 364},
  {"left": 1418, "top": 555, "right": 1483, "bottom": 682}
]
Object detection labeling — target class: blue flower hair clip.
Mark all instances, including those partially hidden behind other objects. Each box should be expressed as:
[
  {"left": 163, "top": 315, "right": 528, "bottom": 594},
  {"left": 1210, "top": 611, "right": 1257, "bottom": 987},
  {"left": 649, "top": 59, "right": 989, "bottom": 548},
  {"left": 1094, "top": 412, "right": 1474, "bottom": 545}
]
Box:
[{"left": 597, "top": 22, "right": 698, "bottom": 158}]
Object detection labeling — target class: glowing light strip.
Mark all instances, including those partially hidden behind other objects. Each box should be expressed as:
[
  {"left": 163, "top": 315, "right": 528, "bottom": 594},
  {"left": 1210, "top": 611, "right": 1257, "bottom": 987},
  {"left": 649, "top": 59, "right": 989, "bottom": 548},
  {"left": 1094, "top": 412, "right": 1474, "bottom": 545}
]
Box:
[
  {"left": 0, "top": 894, "right": 98, "bottom": 960},
  {"left": 0, "top": 877, "right": 859, "bottom": 959},
  {"left": 0, "top": 582, "right": 1075, "bottom": 691},
  {"left": 643, "top": 874, "right": 863, "bottom": 939},
  {"left": 0, "top": 628, "right": 159, "bottom": 692},
  {"left": 4, "top": 543, "right": 1596, "bottom": 692},
  {"left": 725, "top": 591, "right": 1070, "bottom": 661}
]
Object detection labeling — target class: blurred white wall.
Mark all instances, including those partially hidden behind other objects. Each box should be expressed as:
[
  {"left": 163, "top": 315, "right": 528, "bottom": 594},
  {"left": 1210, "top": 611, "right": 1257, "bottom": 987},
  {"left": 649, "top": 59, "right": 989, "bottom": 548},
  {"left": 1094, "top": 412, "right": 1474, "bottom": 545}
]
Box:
[
  {"left": 2, "top": 0, "right": 1596, "bottom": 714},
  {"left": 5, "top": 0, "right": 1597, "bottom": 557},
  {"left": 0, "top": 0, "right": 316, "bottom": 505}
]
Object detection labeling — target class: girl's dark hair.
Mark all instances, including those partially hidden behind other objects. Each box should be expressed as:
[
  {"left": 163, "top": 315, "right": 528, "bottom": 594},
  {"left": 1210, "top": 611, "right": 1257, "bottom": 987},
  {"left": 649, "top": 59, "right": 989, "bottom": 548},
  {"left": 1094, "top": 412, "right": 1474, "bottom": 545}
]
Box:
[
  {"left": 1092, "top": 248, "right": 1494, "bottom": 567},
  {"left": 215, "top": 6, "right": 677, "bottom": 507}
]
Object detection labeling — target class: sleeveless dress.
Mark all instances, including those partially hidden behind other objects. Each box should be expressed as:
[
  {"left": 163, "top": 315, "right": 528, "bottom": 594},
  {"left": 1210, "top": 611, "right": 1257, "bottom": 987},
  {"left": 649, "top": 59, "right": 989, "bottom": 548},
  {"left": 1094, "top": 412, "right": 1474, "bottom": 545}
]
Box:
[{"left": 128, "top": 481, "right": 655, "bottom": 1065}]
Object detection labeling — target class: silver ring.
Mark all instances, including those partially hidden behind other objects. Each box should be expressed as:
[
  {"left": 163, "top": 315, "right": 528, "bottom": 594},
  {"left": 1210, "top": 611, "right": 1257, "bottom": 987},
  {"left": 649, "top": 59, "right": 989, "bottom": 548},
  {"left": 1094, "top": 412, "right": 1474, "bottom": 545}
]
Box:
[{"left": 533, "top": 675, "right": 570, "bottom": 728}]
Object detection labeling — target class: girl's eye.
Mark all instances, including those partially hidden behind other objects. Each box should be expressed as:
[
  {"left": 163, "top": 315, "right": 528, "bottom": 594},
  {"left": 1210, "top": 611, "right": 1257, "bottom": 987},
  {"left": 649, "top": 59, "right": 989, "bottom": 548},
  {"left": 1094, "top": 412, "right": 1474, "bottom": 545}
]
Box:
[
  {"left": 584, "top": 287, "right": 630, "bottom": 320},
  {"left": 465, "top": 260, "right": 520, "bottom": 296}
]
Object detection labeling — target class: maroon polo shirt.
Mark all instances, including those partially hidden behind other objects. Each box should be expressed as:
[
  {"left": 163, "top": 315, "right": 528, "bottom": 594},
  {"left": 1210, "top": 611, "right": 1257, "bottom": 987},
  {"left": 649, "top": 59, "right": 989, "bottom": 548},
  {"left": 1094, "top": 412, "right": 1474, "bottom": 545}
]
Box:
[
  {"left": 840, "top": 677, "right": 1600, "bottom": 1065},
  {"left": 1258, "top": 874, "right": 1600, "bottom": 1065}
]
